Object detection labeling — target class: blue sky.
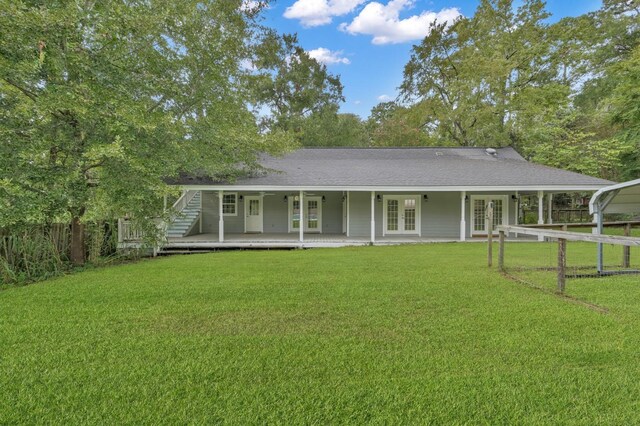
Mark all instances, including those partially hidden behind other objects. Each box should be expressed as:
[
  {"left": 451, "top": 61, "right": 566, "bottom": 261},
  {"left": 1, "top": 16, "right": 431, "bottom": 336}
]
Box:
[{"left": 261, "top": 0, "right": 602, "bottom": 118}]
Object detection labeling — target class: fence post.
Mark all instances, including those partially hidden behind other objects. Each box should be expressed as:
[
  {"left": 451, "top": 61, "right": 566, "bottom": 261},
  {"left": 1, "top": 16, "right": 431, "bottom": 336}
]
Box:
[
  {"left": 623, "top": 223, "right": 631, "bottom": 268},
  {"left": 558, "top": 238, "right": 566, "bottom": 293},
  {"left": 487, "top": 202, "right": 494, "bottom": 267},
  {"left": 498, "top": 230, "right": 505, "bottom": 271}
]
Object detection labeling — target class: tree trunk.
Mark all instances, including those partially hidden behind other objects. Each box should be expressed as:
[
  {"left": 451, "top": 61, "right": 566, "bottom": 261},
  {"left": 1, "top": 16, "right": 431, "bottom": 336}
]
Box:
[{"left": 70, "top": 216, "right": 85, "bottom": 266}]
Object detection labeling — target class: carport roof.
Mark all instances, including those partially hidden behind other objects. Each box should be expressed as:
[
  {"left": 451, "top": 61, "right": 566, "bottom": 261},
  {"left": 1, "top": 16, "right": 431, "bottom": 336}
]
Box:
[{"left": 590, "top": 178, "right": 640, "bottom": 215}]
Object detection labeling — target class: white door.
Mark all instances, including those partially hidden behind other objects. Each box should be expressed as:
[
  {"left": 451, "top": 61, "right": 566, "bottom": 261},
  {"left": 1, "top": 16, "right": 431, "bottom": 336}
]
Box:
[
  {"left": 289, "top": 196, "right": 322, "bottom": 233},
  {"left": 245, "top": 196, "right": 263, "bottom": 233},
  {"left": 471, "top": 196, "right": 507, "bottom": 235},
  {"left": 384, "top": 196, "right": 419, "bottom": 235}
]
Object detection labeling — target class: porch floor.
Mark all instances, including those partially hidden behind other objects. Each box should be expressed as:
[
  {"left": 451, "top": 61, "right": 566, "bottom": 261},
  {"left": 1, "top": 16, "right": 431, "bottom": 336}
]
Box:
[{"left": 158, "top": 232, "right": 535, "bottom": 250}]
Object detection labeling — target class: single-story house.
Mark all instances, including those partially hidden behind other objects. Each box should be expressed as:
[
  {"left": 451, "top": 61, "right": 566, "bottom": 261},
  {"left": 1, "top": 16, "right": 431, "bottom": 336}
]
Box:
[{"left": 119, "top": 147, "right": 613, "bottom": 249}]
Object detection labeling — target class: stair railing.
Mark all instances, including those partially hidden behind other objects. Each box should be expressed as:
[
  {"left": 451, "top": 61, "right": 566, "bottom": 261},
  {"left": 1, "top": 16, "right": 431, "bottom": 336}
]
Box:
[{"left": 172, "top": 190, "right": 200, "bottom": 214}]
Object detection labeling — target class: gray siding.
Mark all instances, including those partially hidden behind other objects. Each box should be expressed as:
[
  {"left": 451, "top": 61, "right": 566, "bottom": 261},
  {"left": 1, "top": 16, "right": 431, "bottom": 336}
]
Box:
[
  {"left": 348, "top": 192, "right": 371, "bottom": 237},
  {"left": 321, "top": 192, "right": 344, "bottom": 234},
  {"left": 263, "top": 194, "right": 288, "bottom": 233},
  {"left": 201, "top": 191, "right": 244, "bottom": 234},
  {"left": 423, "top": 192, "right": 460, "bottom": 238}
]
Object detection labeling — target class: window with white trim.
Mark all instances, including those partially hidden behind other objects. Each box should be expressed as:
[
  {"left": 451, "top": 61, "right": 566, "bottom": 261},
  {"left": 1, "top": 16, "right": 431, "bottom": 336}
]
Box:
[{"left": 222, "top": 193, "right": 237, "bottom": 216}]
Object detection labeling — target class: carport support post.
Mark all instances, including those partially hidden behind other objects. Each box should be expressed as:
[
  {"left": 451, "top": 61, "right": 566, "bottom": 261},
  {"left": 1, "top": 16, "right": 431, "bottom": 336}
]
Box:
[
  {"left": 558, "top": 238, "right": 566, "bottom": 293},
  {"left": 370, "top": 191, "right": 376, "bottom": 244},
  {"left": 537, "top": 190, "right": 544, "bottom": 241},
  {"left": 596, "top": 212, "right": 604, "bottom": 273},
  {"left": 460, "top": 191, "right": 466, "bottom": 241},
  {"left": 218, "top": 190, "right": 224, "bottom": 242},
  {"left": 299, "top": 190, "right": 304, "bottom": 243},
  {"left": 547, "top": 193, "right": 553, "bottom": 224}
]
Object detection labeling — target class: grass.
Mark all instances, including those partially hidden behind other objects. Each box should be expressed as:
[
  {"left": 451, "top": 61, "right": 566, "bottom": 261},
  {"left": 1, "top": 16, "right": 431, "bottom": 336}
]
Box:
[{"left": 1, "top": 243, "right": 640, "bottom": 424}]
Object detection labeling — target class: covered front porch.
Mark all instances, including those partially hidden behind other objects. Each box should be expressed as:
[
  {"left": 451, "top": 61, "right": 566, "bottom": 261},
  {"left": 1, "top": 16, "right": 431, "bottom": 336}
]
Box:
[
  {"left": 165, "top": 188, "right": 577, "bottom": 243},
  {"left": 118, "top": 187, "right": 591, "bottom": 250}
]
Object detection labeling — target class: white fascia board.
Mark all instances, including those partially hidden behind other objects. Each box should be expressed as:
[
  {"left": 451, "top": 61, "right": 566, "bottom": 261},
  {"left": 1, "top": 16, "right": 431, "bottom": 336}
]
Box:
[{"left": 176, "top": 184, "right": 610, "bottom": 192}]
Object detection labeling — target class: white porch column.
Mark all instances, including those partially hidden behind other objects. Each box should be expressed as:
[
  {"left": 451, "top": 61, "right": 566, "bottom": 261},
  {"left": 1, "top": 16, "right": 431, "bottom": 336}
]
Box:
[
  {"left": 299, "top": 190, "right": 304, "bottom": 243},
  {"left": 199, "top": 191, "right": 203, "bottom": 233},
  {"left": 460, "top": 191, "right": 466, "bottom": 241},
  {"left": 547, "top": 193, "right": 553, "bottom": 224},
  {"left": 346, "top": 191, "right": 350, "bottom": 237},
  {"left": 370, "top": 191, "right": 376, "bottom": 243},
  {"left": 537, "top": 190, "right": 544, "bottom": 241},
  {"left": 218, "top": 190, "right": 224, "bottom": 242}
]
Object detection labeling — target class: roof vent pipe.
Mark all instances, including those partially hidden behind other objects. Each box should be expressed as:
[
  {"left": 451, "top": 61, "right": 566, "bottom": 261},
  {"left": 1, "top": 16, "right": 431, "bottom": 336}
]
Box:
[{"left": 485, "top": 148, "right": 497, "bottom": 156}]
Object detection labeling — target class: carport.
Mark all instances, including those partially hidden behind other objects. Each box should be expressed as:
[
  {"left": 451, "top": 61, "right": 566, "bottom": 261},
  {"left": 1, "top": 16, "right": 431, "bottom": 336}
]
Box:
[{"left": 589, "top": 179, "right": 640, "bottom": 272}]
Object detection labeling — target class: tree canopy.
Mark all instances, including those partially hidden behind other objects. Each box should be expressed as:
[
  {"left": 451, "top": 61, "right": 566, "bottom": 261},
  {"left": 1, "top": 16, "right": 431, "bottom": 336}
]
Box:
[{"left": 0, "top": 0, "right": 294, "bottom": 263}]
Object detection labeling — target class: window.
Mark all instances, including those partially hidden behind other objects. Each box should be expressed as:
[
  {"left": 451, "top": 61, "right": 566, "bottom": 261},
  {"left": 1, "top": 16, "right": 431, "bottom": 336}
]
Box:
[{"left": 222, "top": 193, "right": 237, "bottom": 216}]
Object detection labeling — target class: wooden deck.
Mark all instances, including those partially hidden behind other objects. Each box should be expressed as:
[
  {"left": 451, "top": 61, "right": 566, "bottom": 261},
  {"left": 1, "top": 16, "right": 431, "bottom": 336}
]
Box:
[
  {"left": 133, "top": 232, "right": 536, "bottom": 251},
  {"left": 118, "top": 232, "right": 538, "bottom": 253},
  {"left": 164, "top": 233, "right": 454, "bottom": 249}
]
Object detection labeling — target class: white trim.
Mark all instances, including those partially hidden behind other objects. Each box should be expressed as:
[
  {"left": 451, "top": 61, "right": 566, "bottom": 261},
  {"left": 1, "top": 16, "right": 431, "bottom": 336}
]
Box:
[
  {"left": 470, "top": 195, "right": 509, "bottom": 236},
  {"left": 222, "top": 192, "right": 238, "bottom": 217},
  {"left": 244, "top": 195, "right": 263, "bottom": 233},
  {"left": 179, "top": 184, "right": 608, "bottom": 192},
  {"left": 382, "top": 195, "right": 421, "bottom": 236}
]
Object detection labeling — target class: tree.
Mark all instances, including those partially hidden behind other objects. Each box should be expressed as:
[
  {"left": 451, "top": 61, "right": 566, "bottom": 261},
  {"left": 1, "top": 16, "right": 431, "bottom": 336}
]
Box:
[
  {"left": 401, "top": 0, "right": 566, "bottom": 149},
  {"left": 0, "top": 0, "right": 289, "bottom": 264},
  {"left": 608, "top": 45, "right": 640, "bottom": 179},
  {"left": 299, "top": 106, "right": 369, "bottom": 147},
  {"left": 555, "top": 0, "right": 640, "bottom": 179},
  {"left": 250, "top": 33, "right": 344, "bottom": 135},
  {"left": 366, "top": 101, "right": 432, "bottom": 147}
]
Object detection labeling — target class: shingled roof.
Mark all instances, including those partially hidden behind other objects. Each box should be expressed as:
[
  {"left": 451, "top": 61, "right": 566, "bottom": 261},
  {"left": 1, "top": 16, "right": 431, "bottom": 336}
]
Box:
[{"left": 174, "top": 147, "right": 613, "bottom": 189}]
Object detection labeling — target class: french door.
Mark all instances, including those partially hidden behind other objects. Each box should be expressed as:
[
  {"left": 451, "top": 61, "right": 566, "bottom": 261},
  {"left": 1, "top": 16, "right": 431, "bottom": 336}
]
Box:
[
  {"left": 289, "top": 196, "right": 322, "bottom": 233},
  {"left": 471, "top": 196, "right": 508, "bottom": 235},
  {"left": 383, "top": 196, "right": 420, "bottom": 235}
]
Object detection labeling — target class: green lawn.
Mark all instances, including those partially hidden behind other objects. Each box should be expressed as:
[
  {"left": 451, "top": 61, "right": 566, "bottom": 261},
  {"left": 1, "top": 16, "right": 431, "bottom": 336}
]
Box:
[{"left": 2, "top": 243, "right": 640, "bottom": 424}]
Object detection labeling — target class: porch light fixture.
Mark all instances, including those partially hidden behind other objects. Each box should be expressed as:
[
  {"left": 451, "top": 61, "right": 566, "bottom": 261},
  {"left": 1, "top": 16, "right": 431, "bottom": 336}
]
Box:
[
  {"left": 283, "top": 195, "right": 288, "bottom": 203},
  {"left": 376, "top": 194, "right": 382, "bottom": 202},
  {"left": 465, "top": 195, "right": 469, "bottom": 201},
  {"left": 511, "top": 195, "right": 519, "bottom": 201},
  {"left": 239, "top": 195, "right": 244, "bottom": 201},
  {"left": 423, "top": 194, "right": 429, "bottom": 202},
  {"left": 322, "top": 196, "right": 326, "bottom": 203}
]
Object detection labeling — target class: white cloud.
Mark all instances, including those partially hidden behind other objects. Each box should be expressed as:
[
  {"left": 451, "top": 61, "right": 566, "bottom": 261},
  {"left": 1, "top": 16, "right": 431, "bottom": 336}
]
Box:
[
  {"left": 284, "top": 0, "right": 366, "bottom": 27},
  {"left": 339, "top": 0, "right": 461, "bottom": 44},
  {"left": 377, "top": 94, "right": 392, "bottom": 101},
  {"left": 353, "top": 100, "right": 362, "bottom": 105},
  {"left": 307, "top": 47, "right": 351, "bottom": 65}
]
